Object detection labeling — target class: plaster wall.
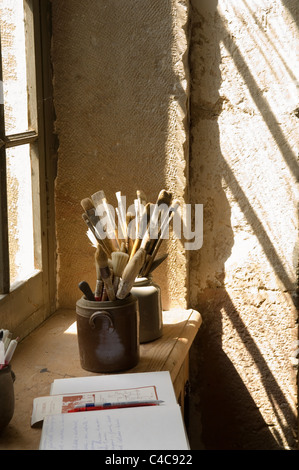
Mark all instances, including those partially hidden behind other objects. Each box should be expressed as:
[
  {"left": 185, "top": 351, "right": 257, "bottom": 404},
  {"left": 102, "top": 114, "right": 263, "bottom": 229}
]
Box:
[
  {"left": 52, "top": 0, "right": 189, "bottom": 310},
  {"left": 188, "top": 0, "right": 298, "bottom": 449}
]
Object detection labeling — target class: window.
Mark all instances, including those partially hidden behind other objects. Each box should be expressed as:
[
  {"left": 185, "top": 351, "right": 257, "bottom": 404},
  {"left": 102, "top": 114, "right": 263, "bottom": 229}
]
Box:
[{"left": 0, "top": 0, "right": 56, "bottom": 337}]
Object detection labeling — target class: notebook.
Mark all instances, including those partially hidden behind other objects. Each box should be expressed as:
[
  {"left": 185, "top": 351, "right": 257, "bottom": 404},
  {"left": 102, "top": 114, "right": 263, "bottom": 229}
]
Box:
[{"left": 38, "top": 371, "right": 190, "bottom": 450}]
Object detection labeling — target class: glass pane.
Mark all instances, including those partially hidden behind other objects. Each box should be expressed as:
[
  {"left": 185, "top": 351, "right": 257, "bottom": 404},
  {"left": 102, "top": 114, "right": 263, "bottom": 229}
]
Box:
[
  {"left": 0, "top": 0, "right": 31, "bottom": 134},
  {"left": 6, "top": 144, "right": 36, "bottom": 287}
]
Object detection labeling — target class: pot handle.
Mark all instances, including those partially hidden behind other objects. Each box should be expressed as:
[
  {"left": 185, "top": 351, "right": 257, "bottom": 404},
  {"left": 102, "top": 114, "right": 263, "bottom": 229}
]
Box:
[{"left": 89, "top": 310, "right": 114, "bottom": 330}]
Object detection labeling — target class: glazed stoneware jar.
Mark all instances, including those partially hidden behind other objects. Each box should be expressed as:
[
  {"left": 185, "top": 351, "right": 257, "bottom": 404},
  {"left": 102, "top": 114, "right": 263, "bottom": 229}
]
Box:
[
  {"left": 131, "top": 276, "right": 163, "bottom": 343},
  {"left": 76, "top": 294, "right": 139, "bottom": 373}
]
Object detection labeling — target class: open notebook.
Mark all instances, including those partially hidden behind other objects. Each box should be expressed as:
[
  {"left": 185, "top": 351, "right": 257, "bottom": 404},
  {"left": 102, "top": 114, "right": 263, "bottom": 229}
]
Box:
[{"left": 38, "top": 371, "right": 189, "bottom": 450}]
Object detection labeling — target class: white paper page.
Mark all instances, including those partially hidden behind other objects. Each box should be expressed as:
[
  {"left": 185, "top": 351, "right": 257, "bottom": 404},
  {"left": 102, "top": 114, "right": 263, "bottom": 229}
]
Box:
[
  {"left": 50, "top": 371, "right": 177, "bottom": 405},
  {"left": 39, "top": 404, "right": 189, "bottom": 450},
  {"left": 31, "top": 386, "right": 158, "bottom": 426}
]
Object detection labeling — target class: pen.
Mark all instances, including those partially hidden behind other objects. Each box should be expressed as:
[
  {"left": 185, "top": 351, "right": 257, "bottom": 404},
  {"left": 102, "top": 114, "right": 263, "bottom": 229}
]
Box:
[{"left": 68, "top": 400, "right": 164, "bottom": 413}]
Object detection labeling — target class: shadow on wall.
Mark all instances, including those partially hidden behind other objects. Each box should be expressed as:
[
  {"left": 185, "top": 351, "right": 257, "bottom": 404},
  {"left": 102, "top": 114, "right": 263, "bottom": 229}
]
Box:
[{"left": 188, "top": 0, "right": 298, "bottom": 450}]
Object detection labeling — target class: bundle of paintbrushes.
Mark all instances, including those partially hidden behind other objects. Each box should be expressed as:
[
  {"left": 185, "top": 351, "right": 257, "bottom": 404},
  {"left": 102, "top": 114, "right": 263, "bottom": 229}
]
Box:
[
  {"left": 80, "top": 189, "right": 180, "bottom": 301},
  {"left": 0, "top": 329, "right": 18, "bottom": 370}
]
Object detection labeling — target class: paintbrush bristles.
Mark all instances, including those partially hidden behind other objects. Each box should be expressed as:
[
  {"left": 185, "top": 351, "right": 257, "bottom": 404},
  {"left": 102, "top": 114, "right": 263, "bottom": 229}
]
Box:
[
  {"left": 81, "top": 198, "right": 95, "bottom": 212},
  {"left": 116, "top": 248, "right": 147, "bottom": 299},
  {"left": 142, "top": 200, "right": 180, "bottom": 276},
  {"left": 156, "top": 189, "right": 172, "bottom": 207},
  {"left": 111, "top": 251, "right": 129, "bottom": 293},
  {"left": 82, "top": 213, "right": 112, "bottom": 257},
  {"left": 87, "top": 228, "right": 98, "bottom": 248},
  {"left": 91, "top": 190, "right": 120, "bottom": 251},
  {"left": 137, "top": 189, "right": 147, "bottom": 208},
  {"left": 111, "top": 251, "right": 129, "bottom": 277}
]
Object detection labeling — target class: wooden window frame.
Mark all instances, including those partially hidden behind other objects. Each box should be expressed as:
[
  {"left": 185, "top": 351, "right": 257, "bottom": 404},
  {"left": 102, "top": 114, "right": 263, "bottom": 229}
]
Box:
[{"left": 0, "top": 0, "right": 56, "bottom": 339}]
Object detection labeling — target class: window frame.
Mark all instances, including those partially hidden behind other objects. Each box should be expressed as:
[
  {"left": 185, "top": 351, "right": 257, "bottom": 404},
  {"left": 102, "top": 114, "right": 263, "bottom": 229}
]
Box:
[{"left": 0, "top": 0, "right": 56, "bottom": 338}]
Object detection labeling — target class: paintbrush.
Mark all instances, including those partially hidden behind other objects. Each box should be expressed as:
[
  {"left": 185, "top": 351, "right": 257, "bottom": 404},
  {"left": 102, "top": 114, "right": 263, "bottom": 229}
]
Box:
[
  {"left": 116, "top": 191, "right": 127, "bottom": 241},
  {"left": 96, "top": 245, "right": 115, "bottom": 301},
  {"left": 147, "top": 252, "right": 168, "bottom": 274},
  {"left": 78, "top": 281, "right": 95, "bottom": 301},
  {"left": 116, "top": 247, "right": 147, "bottom": 299},
  {"left": 134, "top": 199, "right": 141, "bottom": 241},
  {"left": 126, "top": 211, "right": 135, "bottom": 255},
  {"left": 144, "top": 190, "right": 172, "bottom": 255},
  {"left": 119, "top": 241, "right": 127, "bottom": 252},
  {"left": 116, "top": 207, "right": 125, "bottom": 242},
  {"left": 82, "top": 214, "right": 112, "bottom": 258},
  {"left": 136, "top": 189, "right": 147, "bottom": 209},
  {"left": 81, "top": 199, "right": 101, "bottom": 238},
  {"left": 81, "top": 197, "right": 98, "bottom": 222},
  {"left": 129, "top": 202, "right": 152, "bottom": 260},
  {"left": 139, "top": 190, "right": 171, "bottom": 255},
  {"left": 135, "top": 190, "right": 147, "bottom": 246},
  {"left": 84, "top": 227, "right": 103, "bottom": 299},
  {"left": 101, "top": 286, "right": 108, "bottom": 301},
  {"left": 142, "top": 200, "right": 180, "bottom": 276},
  {"left": 111, "top": 251, "right": 129, "bottom": 293},
  {"left": 147, "top": 189, "right": 172, "bottom": 248},
  {"left": 85, "top": 226, "right": 98, "bottom": 248},
  {"left": 81, "top": 199, "right": 113, "bottom": 256},
  {"left": 94, "top": 245, "right": 104, "bottom": 300},
  {"left": 91, "top": 190, "right": 120, "bottom": 251},
  {"left": 82, "top": 213, "right": 98, "bottom": 242}
]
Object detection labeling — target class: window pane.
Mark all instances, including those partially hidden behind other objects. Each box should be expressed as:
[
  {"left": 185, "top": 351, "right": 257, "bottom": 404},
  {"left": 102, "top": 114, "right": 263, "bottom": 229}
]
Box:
[
  {"left": 0, "top": 0, "right": 32, "bottom": 134},
  {"left": 6, "top": 144, "right": 37, "bottom": 287}
]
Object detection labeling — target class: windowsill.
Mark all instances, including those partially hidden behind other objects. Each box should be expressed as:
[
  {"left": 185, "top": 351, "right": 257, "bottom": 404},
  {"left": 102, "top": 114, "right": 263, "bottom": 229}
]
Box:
[{"left": 0, "top": 269, "right": 41, "bottom": 301}]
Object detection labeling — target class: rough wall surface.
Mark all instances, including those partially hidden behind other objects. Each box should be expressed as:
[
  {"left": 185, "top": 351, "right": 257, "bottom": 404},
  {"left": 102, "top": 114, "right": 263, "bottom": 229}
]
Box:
[
  {"left": 52, "top": 0, "right": 189, "bottom": 310},
  {"left": 188, "top": 0, "right": 298, "bottom": 449}
]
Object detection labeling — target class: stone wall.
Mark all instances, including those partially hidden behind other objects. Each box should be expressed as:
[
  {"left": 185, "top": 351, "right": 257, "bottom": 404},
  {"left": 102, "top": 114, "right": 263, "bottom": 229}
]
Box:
[{"left": 188, "top": 0, "right": 298, "bottom": 449}]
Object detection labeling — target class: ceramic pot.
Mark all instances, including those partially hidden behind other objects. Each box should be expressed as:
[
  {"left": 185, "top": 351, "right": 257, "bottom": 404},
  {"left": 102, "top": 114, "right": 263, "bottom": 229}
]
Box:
[
  {"left": 76, "top": 294, "right": 139, "bottom": 373},
  {"left": 0, "top": 365, "right": 15, "bottom": 432},
  {"left": 131, "top": 276, "right": 162, "bottom": 343}
]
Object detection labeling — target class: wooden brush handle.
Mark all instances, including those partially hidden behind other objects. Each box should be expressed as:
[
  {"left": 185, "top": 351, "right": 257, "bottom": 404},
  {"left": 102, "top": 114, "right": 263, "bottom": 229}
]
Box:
[
  {"left": 94, "top": 279, "right": 103, "bottom": 301},
  {"left": 129, "top": 238, "right": 141, "bottom": 260},
  {"left": 116, "top": 248, "right": 146, "bottom": 299},
  {"left": 100, "top": 272, "right": 115, "bottom": 301},
  {"left": 78, "top": 281, "right": 95, "bottom": 301},
  {"left": 129, "top": 203, "right": 152, "bottom": 259}
]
